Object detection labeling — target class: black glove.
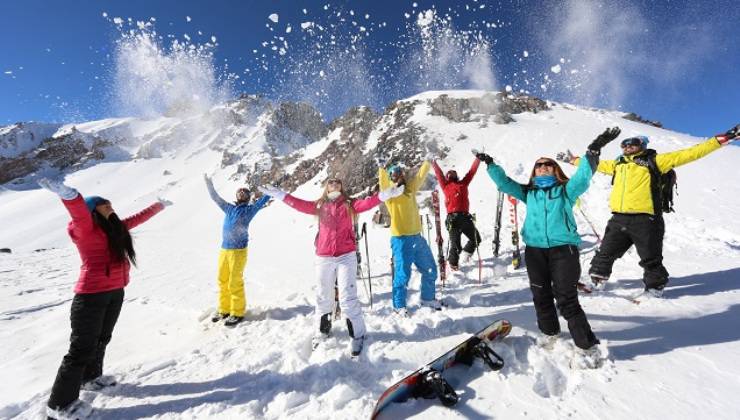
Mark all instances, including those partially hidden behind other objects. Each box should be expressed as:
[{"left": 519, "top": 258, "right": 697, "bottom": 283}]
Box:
[
  {"left": 475, "top": 152, "right": 494, "bottom": 165},
  {"left": 716, "top": 123, "right": 740, "bottom": 145},
  {"left": 587, "top": 127, "right": 621, "bottom": 154}
]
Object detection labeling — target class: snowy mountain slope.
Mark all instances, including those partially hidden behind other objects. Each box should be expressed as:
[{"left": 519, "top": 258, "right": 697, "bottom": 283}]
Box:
[{"left": 1, "top": 91, "right": 739, "bottom": 419}]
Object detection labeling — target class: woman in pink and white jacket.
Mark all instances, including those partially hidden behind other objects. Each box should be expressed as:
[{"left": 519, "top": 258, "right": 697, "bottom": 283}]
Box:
[{"left": 259, "top": 178, "right": 402, "bottom": 356}]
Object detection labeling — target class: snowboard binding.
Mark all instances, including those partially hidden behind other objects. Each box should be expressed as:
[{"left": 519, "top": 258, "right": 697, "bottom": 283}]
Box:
[
  {"left": 455, "top": 337, "right": 505, "bottom": 371},
  {"left": 414, "top": 368, "right": 459, "bottom": 407},
  {"left": 472, "top": 341, "right": 504, "bottom": 371}
]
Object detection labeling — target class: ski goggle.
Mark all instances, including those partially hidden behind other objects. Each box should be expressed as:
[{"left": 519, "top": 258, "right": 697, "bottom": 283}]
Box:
[
  {"left": 621, "top": 136, "right": 648, "bottom": 148},
  {"left": 327, "top": 178, "right": 342, "bottom": 186}
]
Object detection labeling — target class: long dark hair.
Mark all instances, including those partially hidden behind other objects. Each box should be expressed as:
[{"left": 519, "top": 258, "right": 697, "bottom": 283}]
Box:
[{"left": 93, "top": 211, "right": 137, "bottom": 266}]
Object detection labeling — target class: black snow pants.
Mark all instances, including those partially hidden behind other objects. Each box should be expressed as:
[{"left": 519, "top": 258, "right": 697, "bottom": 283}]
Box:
[
  {"left": 445, "top": 212, "right": 481, "bottom": 267},
  {"left": 525, "top": 245, "right": 598, "bottom": 350},
  {"left": 589, "top": 213, "right": 669, "bottom": 290},
  {"left": 47, "top": 288, "right": 124, "bottom": 409}
]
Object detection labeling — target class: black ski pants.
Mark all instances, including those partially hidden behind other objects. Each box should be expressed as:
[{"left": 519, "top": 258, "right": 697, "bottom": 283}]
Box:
[
  {"left": 48, "top": 288, "right": 124, "bottom": 410},
  {"left": 589, "top": 213, "right": 669, "bottom": 290},
  {"left": 525, "top": 245, "right": 598, "bottom": 350},
  {"left": 445, "top": 212, "right": 481, "bottom": 267}
]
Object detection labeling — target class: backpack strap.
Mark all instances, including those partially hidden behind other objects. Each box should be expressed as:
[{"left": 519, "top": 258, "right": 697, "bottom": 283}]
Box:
[{"left": 638, "top": 150, "right": 663, "bottom": 215}]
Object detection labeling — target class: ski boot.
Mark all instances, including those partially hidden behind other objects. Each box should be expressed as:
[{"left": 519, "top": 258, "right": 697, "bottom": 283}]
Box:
[
  {"left": 46, "top": 399, "right": 93, "bottom": 420},
  {"left": 224, "top": 315, "right": 244, "bottom": 327},
  {"left": 211, "top": 312, "right": 229, "bottom": 323}
]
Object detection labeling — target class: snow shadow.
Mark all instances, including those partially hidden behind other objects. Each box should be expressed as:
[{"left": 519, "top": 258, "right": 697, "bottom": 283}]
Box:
[
  {"left": 95, "top": 357, "right": 401, "bottom": 419},
  {"left": 661, "top": 267, "right": 740, "bottom": 299},
  {"left": 243, "top": 304, "right": 313, "bottom": 321},
  {"left": 597, "top": 303, "right": 740, "bottom": 360},
  {"left": 591, "top": 267, "right": 740, "bottom": 360}
]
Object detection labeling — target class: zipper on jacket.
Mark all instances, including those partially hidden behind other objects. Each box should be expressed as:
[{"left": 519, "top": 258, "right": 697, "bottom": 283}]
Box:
[
  {"left": 619, "top": 164, "right": 627, "bottom": 212},
  {"left": 542, "top": 190, "right": 550, "bottom": 247}
]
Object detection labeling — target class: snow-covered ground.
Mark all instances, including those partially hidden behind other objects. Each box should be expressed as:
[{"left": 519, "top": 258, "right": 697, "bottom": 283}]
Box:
[{"left": 1, "top": 94, "right": 739, "bottom": 419}]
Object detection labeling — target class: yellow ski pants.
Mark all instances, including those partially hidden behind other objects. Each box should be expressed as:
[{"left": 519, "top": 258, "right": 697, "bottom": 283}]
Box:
[{"left": 217, "top": 248, "right": 248, "bottom": 317}]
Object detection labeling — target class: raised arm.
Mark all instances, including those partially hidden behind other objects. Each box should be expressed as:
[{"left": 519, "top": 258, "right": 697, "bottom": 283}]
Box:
[
  {"left": 485, "top": 163, "right": 527, "bottom": 202},
  {"left": 654, "top": 137, "right": 723, "bottom": 173},
  {"left": 39, "top": 179, "right": 94, "bottom": 233},
  {"left": 352, "top": 193, "right": 382, "bottom": 213},
  {"left": 461, "top": 158, "right": 481, "bottom": 185},
  {"left": 123, "top": 202, "right": 165, "bottom": 230},
  {"left": 407, "top": 161, "right": 431, "bottom": 193},
  {"left": 260, "top": 185, "right": 317, "bottom": 216},
  {"left": 252, "top": 194, "right": 271, "bottom": 210},
  {"left": 431, "top": 160, "right": 447, "bottom": 188},
  {"left": 564, "top": 152, "right": 598, "bottom": 199},
  {"left": 62, "top": 195, "right": 95, "bottom": 233},
  {"left": 204, "top": 175, "right": 229, "bottom": 212},
  {"left": 564, "top": 127, "right": 621, "bottom": 198},
  {"left": 378, "top": 167, "right": 392, "bottom": 190}
]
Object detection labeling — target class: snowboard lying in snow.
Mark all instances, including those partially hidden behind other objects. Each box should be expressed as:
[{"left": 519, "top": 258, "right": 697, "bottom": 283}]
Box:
[{"left": 371, "top": 319, "right": 512, "bottom": 419}]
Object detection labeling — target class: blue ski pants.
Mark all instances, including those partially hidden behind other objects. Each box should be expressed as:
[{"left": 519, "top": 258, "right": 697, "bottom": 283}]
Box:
[{"left": 391, "top": 234, "right": 437, "bottom": 308}]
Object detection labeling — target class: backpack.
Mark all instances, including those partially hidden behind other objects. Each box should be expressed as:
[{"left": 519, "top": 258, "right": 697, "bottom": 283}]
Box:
[{"left": 612, "top": 149, "right": 677, "bottom": 214}]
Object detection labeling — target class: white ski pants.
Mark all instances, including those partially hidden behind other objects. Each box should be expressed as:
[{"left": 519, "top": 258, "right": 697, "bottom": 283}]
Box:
[{"left": 315, "top": 251, "right": 366, "bottom": 338}]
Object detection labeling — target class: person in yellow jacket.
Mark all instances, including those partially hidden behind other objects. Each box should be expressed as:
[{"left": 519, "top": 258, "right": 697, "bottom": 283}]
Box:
[
  {"left": 557, "top": 124, "right": 739, "bottom": 297},
  {"left": 379, "top": 160, "right": 443, "bottom": 315}
]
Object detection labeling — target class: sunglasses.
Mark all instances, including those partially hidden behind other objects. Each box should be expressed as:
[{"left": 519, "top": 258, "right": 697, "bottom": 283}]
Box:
[
  {"left": 534, "top": 161, "right": 556, "bottom": 168},
  {"left": 327, "top": 179, "right": 342, "bottom": 185}
]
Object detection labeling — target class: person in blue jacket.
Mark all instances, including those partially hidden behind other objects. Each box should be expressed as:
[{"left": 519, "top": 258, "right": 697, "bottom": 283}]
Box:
[
  {"left": 475, "top": 127, "right": 620, "bottom": 368},
  {"left": 205, "top": 174, "right": 270, "bottom": 327}
]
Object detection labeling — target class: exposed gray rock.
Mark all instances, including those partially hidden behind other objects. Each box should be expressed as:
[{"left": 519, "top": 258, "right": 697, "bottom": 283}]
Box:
[
  {"left": 428, "top": 92, "right": 548, "bottom": 124},
  {"left": 622, "top": 112, "right": 663, "bottom": 128}
]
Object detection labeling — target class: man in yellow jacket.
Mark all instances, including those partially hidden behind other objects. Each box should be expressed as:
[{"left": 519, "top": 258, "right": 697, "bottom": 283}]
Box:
[
  {"left": 379, "top": 160, "right": 443, "bottom": 315},
  {"left": 558, "top": 124, "right": 738, "bottom": 297}
]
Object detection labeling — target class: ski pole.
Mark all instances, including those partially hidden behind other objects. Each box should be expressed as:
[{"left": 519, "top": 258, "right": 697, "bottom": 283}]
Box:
[
  {"left": 362, "top": 222, "right": 372, "bottom": 309},
  {"left": 355, "top": 221, "right": 371, "bottom": 306},
  {"left": 576, "top": 199, "right": 602, "bottom": 245}
]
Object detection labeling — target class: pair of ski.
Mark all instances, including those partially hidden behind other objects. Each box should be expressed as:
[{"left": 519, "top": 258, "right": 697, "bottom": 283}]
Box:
[
  {"left": 579, "top": 280, "right": 658, "bottom": 305},
  {"left": 371, "top": 319, "right": 511, "bottom": 419},
  {"left": 491, "top": 190, "right": 522, "bottom": 269}
]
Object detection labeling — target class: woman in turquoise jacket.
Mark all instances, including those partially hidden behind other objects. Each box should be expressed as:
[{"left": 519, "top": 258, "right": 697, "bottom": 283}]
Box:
[{"left": 475, "top": 127, "right": 620, "bottom": 368}]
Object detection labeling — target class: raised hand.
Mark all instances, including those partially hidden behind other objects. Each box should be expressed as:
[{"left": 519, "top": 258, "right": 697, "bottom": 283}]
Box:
[
  {"left": 38, "top": 178, "right": 78, "bottom": 200},
  {"left": 257, "top": 185, "right": 287, "bottom": 201},
  {"left": 716, "top": 123, "right": 740, "bottom": 145},
  {"left": 475, "top": 152, "right": 494, "bottom": 165},
  {"left": 587, "top": 127, "right": 621, "bottom": 154},
  {"left": 378, "top": 184, "right": 405, "bottom": 202},
  {"left": 556, "top": 149, "right": 576, "bottom": 164}
]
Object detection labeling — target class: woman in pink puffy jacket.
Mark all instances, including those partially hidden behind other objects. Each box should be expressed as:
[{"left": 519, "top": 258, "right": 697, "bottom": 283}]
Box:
[{"left": 259, "top": 178, "right": 402, "bottom": 356}]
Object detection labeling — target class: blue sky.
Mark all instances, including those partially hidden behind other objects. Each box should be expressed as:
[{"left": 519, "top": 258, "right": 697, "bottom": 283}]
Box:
[{"left": 1, "top": 0, "right": 737, "bottom": 137}]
